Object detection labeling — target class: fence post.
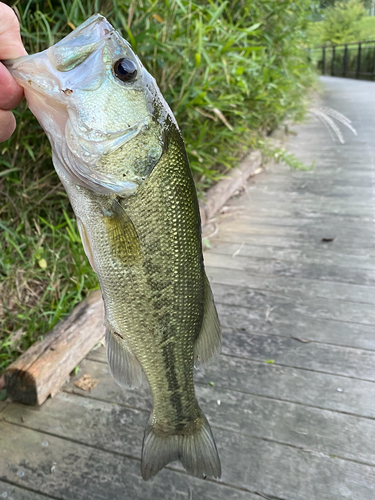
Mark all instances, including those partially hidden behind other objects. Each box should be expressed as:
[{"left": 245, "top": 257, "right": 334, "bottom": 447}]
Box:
[
  {"left": 356, "top": 42, "right": 362, "bottom": 79},
  {"left": 331, "top": 45, "right": 336, "bottom": 76},
  {"left": 372, "top": 44, "right": 375, "bottom": 80},
  {"left": 343, "top": 44, "right": 348, "bottom": 77},
  {"left": 322, "top": 46, "right": 326, "bottom": 75}
]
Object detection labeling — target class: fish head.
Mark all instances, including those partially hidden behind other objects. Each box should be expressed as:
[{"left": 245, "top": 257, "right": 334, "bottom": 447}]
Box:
[{"left": 6, "top": 14, "right": 174, "bottom": 195}]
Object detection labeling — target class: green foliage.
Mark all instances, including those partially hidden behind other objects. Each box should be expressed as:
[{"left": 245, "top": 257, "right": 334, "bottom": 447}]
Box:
[
  {"left": 308, "top": 0, "right": 366, "bottom": 45},
  {"left": 259, "top": 139, "right": 316, "bottom": 170},
  {"left": 319, "top": 0, "right": 372, "bottom": 9},
  {"left": 0, "top": 0, "right": 316, "bottom": 371},
  {"left": 357, "top": 15, "right": 375, "bottom": 40}
]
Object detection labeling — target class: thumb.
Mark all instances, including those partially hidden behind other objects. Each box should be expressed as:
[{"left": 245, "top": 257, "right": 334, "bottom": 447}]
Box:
[{"left": 0, "top": 3, "right": 27, "bottom": 59}]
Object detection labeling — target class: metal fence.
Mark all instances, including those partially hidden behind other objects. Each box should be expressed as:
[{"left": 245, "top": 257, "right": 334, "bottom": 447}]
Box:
[{"left": 310, "top": 41, "right": 375, "bottom": 80}]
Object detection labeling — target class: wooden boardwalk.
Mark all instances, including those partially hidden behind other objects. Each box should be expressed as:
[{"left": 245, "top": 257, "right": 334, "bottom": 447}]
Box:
[{"left": 1, "top": 76, "right": 375, "bottom": 499}]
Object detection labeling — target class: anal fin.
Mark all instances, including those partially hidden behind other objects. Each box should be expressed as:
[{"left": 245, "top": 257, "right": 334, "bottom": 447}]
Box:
[
  {"left": 194, "top": 273, "right": 221, "bottom": 368},
  {"left": 105, "top": 327, "right": 144, "bottom": 389}
]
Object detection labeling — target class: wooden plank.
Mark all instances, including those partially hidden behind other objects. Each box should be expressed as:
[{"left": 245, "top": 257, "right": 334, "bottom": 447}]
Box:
[
  {"left": 215, "top": 301, "right": 375, "bottom": 351},
  {"left": 1, "top": 416, "right": 375, "bottom": 499},
  {"left": 206, "top": 266, "right": 375, "bottom": 306},
  {"left": 220, "top": 330, "right": 375, "bottom": 381},
  {"left": 0, "top": 421, "right": 264, "bottom": 500},
  {"left": 205, "top": 226, "right": 375, "bottom": 255},
  {"left": 4, "top": 291, "right": 105, "bottom": 405},
  {"left": 269, "top": 168, "right": 375, "bottom": 178},
  {"left": 204, "top": 251, "right": 375, "bottom": 286},
  {"left": 207, "top": 240, "right": 375, "bottom": 270},
  {"left": 215, "top": 218, "right": 375, "bottom": 245},
  {"left": 72, "top": 354, "right": 375, "bottom": 419},
  {"left": 256, "top": 169, "right": 375, "bottom": 184},
  {"left": 211, "top": 282, "right": 375, "bottom": 327},
  {"left": 206, "top": 265, "right": 375, "bottom": 304},
  {"left": 196, "top": 355, "right": 375, "bottom": 419},
  {"left": 235, "top": 188, "right": 375, "bottom": 208},
  {"left": 224, "top": 197, "right": 375, "bottom": 221},
  {"left": 273, "top": 177, "right": 374, "bottom": 189},
  {"left": 255, "top": 175, "right": 375, "bottom": 190},
  {"left": 4, "top": 390, "right": 375, "bottom": 467},
  {"left": 0, "top": 481, "right": 55, "bottom": 500},
  {"left": 247, "top": 180, "right": 375, "bottom": 199},
  {"left": 209, "top": 234, "right": 375, "bottom": 269},
  {"left": 212, "top": 213, "right": 375, "bottom": 237}
]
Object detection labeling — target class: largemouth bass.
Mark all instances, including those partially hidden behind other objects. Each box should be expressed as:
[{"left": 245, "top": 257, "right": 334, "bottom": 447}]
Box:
[{"left": 5, "top": 15, "right": 221, "bottom": 480}]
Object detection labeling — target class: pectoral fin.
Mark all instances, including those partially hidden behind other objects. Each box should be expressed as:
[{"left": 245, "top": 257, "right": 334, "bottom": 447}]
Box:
[
  {"left": 103, "top": 198, "right": 141, "bottom": 265},
  {"left": 76, "top": 217, "right": 96, "bottom": 272},
  {"left": 105, "top": 327, "right": 144, "bottom": 389},
  {"left": 194, "top": 274, "right": 221, "bottom": 368}
]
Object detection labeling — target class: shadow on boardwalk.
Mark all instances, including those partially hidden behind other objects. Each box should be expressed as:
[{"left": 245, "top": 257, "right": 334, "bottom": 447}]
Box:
[{"left": 1, "top": 76, "right": 375, "bottom": 499}]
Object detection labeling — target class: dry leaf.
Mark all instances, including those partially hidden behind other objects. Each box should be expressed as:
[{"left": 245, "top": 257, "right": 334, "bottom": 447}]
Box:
[
  {"left": 292, "top": 337, "right": 311, "bottom": 343},
  {"left": 212, "top": 108, "right": 233, "bottom": 131},
  {"left": 9, "top": 328, "right": 25, "bottom": 345},
  {"left": 195, "top": 107, "right": 217, "bottom": 121},
  {"left": 152, "top": 13, "right": 164, "bottom": 23},
  {"left": 74, "top": 374, "right": 98, "bottom": 392},
  {"left": 232, "top": 242, "right": 244, "bottom": 258}
]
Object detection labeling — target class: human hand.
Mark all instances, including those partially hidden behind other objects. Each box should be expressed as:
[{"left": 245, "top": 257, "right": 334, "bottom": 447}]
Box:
[{"left": 0, "top": 2, "right": 27, "bottom": 142}]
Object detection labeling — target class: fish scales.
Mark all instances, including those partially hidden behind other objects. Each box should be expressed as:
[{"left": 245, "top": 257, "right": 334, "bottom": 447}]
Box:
[
  {"left": 89, "top": 128, "right": 204, "bottom": 421},
  {"left": 4, "top": 14, "right": 221, "bottom": 480}
]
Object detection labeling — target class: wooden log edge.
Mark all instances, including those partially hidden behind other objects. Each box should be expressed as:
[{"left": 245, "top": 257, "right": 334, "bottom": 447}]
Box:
[
  {"left": 3, "top": 149, "right": 263, "bottom": 406},
  {"left": 199, "top": 149, "right": 262, "bottom": 226},
  {"left": 4, "top": 290, "right": 105, "bottom": 405}
]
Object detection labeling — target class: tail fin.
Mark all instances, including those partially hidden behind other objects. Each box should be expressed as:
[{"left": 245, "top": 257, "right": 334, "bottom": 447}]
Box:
[{"left": 141, "top": 415, "right": 221, "bottom": 481}]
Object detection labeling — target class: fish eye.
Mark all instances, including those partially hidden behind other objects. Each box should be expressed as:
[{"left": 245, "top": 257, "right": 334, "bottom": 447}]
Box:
[{"left": 113, "top": 58, "right": 137, "bottom": 82}]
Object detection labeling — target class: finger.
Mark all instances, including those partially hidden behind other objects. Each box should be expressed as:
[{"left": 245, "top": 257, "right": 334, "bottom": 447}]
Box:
[
  {"left": 0, "top": 3, "right": 27, "bottom": 59},
  {"left": 0, "top": 108, "right": 16, "bottom": 142},
  {"left": 0, "top": 62, "right": 24, "bottom": 109}
]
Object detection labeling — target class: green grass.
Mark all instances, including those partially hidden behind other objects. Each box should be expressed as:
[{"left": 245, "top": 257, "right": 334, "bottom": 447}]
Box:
[
  {"left": 0, "top": 110, "right": 99, "bottom": 370},
  {"left": 0, "top": 0, "right": 316, "bottom": 372}
]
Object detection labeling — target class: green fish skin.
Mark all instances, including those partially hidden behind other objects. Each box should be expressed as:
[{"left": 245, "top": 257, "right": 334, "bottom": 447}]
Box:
[{"left": 5, "top": 14, "right": 221, "bottom": 480}]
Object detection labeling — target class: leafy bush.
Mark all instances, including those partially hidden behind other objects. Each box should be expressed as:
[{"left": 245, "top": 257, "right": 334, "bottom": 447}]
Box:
[
  {"left": 308, "top": 0, "right": 366, "bottom": 45},
  {"left": 0, "top": 0, "right": 316, "bottom": 371},
  {"left": 357, "top": 15, "right": 375, "bottom": 40}
]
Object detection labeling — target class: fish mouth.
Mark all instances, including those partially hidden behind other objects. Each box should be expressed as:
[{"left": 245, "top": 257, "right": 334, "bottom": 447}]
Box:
[{"left": 3, "top": 15, "right": 115, "bottom": 101}]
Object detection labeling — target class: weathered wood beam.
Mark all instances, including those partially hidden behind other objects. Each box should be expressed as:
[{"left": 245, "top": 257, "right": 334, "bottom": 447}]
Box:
[
  {"left": 199, "top": 150, "right": 262, "bottom": 226},
  {"left": 4, "top": 290, "right": 105, "bottom": 405}
]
